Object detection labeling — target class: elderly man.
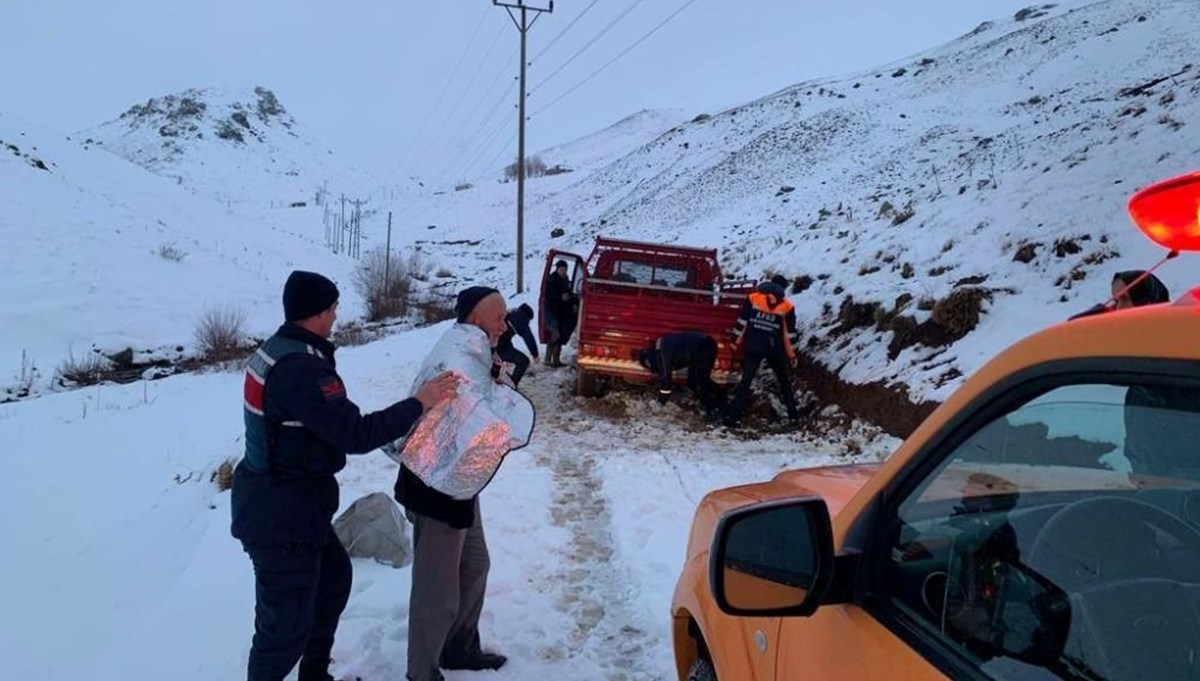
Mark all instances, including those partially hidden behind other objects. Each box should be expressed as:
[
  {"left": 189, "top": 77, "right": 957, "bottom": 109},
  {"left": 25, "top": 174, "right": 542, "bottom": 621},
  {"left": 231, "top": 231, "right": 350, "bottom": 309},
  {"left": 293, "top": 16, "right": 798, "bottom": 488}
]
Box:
[
  {"left": 391, "top": 286, "right": 534, "bottom": 681},
  {"left": 231, "top": 270, "right": 458, "bottom": 681}
]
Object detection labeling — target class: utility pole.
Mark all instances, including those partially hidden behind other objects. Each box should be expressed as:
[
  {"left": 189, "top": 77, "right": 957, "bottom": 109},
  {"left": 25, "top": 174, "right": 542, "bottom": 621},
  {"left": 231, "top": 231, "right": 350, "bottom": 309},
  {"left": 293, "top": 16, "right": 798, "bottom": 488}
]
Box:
[
  {"left": 494, "top": 0, "right": 553, "bottom": 294},
  {"left": 339, "top": 195, "right": 347, "bottom": 255},
  {"left": 385, "top": 211, "right": 393, "bottom": 288}
]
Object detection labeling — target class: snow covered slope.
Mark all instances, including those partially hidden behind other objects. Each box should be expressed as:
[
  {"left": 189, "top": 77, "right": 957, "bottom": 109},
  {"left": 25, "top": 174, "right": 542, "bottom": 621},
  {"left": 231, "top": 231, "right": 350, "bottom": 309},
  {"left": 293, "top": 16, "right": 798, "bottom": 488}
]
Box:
[
  {"left": 532, "top": 108, "right": 687, "bottom": 176},
  {"left": 78, "top": 86, "right": 391, "bottom": 206},
  {"left": 389, "top": 0, "right": 1200, "bottom": 401},
  {"left": 0, "top": 110, "right": 365, "bottom": 394}
]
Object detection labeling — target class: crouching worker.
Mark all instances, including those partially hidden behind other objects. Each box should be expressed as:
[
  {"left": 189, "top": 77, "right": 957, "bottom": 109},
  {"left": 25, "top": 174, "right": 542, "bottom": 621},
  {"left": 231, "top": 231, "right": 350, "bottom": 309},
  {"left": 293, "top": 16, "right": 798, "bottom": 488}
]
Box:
[
  {"left": 723, "top": 280, "right": 802, "bottom": 429},
  {"left": 494, "top": 303, "right": 538, "bottom": 387},
  {"left": 391, "top": 286, "right": 535, "bottom": 681},
  {"left": 231, "top": 270, "right": 459, "bottom": 681},
  {"left": 638, "top": 331, "right": 727, "bottom": 420}
]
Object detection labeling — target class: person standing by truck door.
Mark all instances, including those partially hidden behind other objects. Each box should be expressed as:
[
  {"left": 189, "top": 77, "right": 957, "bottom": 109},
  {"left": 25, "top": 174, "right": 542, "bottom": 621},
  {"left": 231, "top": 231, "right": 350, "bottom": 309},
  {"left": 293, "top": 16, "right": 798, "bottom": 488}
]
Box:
[
  {"left": 543, "top": 261, "right": 574, "bottom": 368},
  {"left": 638, "top": 331, "right": 727, "bottom": 420},
  {"left": 723, "top": 280, "right": 801, "bottom": 429}
]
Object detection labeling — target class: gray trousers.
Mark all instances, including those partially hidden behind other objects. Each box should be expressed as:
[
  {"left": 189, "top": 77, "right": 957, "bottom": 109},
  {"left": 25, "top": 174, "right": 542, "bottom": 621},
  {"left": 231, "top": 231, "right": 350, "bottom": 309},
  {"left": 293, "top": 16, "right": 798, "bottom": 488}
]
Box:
[{"left": 406, "top": 500, "right": 490, "bottom": 681}]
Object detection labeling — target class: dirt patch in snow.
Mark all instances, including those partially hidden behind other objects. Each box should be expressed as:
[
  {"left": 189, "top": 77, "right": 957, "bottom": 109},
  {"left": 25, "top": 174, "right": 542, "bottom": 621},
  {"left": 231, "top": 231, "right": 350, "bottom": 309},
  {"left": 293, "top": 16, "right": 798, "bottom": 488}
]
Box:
[{"left": 796, "top": 352, "right": 938, "bottom": 439}]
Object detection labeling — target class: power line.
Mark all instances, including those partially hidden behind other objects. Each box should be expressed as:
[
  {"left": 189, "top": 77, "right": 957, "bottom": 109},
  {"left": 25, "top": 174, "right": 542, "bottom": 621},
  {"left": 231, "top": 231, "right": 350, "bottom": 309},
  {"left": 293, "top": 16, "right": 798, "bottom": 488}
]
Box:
[
  {"left": 422, "top": 19, "right": 508, "bottom": 160},
  {"left": 533, "top": 0, "right": 701, "bottom": 117},
  {"left": 472, "top": 128, "right": 519, "bottom": 184},
  {"left": 473, "top": 118, "right": 517, "bottom": 178},
  {"left": 530, "top": 0, "right": 647, "bottom": 95},
  {"left": 428, "top": 61, "right": 519, "bottom": 187},
  {"left": 530, "top": 0, "right": 601, "bottom": 63},
  {"left": 402, "top": 8, "right": 490, "bottom": 162}
]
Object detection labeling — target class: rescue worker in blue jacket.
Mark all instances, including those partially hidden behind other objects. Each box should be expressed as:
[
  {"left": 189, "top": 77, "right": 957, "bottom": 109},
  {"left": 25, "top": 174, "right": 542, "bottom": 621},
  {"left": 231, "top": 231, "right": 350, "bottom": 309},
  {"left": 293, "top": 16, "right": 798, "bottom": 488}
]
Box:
[
  {"left": 231, "top": 270, "right": 458, "bottom": 681},
  {"left": 494, "top": 303, "right": 539, "bottom": 387},
  {"left": 638, "top": 330, "right": 726, "bottom": 420},
  {"left": 723, "top": 279, "right": 802, "bottom": 429}
]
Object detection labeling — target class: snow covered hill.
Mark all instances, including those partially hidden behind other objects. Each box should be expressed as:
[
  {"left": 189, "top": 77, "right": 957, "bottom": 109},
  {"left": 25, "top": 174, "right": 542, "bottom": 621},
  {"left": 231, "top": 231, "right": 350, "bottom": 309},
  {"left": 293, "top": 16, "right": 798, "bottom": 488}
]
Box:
[
  {"left": 393, "top": 0, "right": 1200, "bottom": 402},
  {"left": 532, "top": 108, "right": 687, "bottom": 177},
  {"left": 7, "top": 2, "right": 1200, "bottom": 680},
  {"left": 0, "top": 109, "right": 369, "bottom": 398},
  {"left": 78, "top": 86, "right": 396, "bottom": 207}
]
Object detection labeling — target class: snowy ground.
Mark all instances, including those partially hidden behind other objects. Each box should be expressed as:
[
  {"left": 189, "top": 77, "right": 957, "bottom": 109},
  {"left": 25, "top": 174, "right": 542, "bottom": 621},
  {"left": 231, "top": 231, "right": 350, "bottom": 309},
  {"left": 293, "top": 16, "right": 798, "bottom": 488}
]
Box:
[{"left": 0, "top": 321, "right": 894, "bottom": 681}]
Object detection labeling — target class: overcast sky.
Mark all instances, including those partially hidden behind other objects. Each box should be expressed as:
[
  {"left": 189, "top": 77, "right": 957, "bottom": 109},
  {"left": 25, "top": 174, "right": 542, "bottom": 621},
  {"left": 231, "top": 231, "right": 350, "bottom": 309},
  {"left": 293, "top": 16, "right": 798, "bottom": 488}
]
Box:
[{"left": 3, "top": 0, "right": 1039, "bottom": 183}]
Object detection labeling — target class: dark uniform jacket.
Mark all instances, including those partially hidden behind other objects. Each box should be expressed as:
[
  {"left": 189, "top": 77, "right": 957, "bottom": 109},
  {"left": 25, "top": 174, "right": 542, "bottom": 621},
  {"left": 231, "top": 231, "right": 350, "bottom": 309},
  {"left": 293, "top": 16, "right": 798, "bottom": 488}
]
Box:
[
  {"left": 646, "top": 331, "right": 717, "bottom": 393},
  {"left": 231, "top": 323, "right": 424, "bottom": 548},
  {"left": 545, "top": 272, "right": 573, "bottom": 322},
  {"left": 497, "top": 311, "right": 539, "bottom": 359},
  {"left": 732, "top": 282, "right": 800, "bottom": 359}
]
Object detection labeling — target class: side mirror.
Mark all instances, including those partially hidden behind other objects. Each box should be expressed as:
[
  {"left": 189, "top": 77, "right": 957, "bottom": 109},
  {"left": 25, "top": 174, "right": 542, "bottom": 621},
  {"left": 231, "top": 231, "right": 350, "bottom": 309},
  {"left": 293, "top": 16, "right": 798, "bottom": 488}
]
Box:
[{"left": 709, "top": 497, "right": 836, "bottom": 617}]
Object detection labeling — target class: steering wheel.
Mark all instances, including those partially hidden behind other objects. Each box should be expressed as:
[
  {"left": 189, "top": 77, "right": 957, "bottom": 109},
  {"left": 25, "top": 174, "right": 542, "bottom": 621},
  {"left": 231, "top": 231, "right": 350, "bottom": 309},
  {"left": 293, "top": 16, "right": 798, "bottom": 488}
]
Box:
[{"left": 1028, "top": 496, "right": 1200, "bottom": 592}]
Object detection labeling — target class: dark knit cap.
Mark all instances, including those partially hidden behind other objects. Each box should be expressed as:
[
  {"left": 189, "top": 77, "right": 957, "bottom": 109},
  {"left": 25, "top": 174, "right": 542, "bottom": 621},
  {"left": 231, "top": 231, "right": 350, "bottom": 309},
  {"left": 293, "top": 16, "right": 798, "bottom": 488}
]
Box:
[
  {"left": 283, "top": 270, "right": 339, "bottom": 322},
  {"left": 455, "top": 286, "right": 500, "bottom": 323},
  {"left": 517, "top": 303, "right": 534, "bottom": 321}
]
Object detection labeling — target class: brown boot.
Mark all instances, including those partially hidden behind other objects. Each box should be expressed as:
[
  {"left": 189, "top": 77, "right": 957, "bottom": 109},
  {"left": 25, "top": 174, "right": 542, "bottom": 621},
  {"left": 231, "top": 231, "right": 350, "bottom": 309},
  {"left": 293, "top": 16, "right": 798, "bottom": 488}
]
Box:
[
  {"left": 544, "top": 344, "right": 558, "bottom": 366},
  {"left": 551, "top": 344, "right": 564, "bottom": 368}
]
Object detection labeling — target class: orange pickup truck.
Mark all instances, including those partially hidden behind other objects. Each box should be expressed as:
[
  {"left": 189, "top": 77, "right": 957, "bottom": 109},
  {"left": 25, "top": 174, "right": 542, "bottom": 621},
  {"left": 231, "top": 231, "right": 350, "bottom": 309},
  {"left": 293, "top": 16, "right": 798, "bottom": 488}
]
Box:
[
  {"left": 539, "top": 238, "right": 755, "bottom": 396},
  {"left": 671, "top": 171, "right": 1200, "bottom": 680}
]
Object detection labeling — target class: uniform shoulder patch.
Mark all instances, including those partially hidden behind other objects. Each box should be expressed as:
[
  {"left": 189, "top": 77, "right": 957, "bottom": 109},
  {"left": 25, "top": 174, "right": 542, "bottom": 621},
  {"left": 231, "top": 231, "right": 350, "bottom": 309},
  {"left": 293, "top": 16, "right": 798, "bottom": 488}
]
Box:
[{"left": 318, "top": 375, "right": 346, "bottom": 401}]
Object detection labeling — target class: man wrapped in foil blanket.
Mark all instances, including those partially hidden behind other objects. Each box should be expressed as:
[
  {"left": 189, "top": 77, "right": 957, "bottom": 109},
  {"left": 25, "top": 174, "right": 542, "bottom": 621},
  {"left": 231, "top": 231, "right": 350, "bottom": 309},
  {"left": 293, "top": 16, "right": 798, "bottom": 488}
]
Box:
[{"left": 386, "top": 286, "right": 534, "bottom": 681}]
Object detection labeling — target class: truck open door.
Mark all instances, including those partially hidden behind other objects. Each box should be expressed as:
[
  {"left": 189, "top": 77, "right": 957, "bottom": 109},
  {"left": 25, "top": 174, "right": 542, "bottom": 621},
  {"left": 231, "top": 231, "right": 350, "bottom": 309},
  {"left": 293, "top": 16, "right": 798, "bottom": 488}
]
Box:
[{"left": 538, "top": 249, "right": 587, "bottom": 344}]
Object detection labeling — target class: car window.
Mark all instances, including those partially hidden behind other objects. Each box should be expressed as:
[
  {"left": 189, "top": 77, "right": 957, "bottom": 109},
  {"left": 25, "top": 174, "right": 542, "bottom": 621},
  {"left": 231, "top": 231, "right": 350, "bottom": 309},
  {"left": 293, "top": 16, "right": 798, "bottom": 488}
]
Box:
[
  {"left": 882, "top": 381, "right": 1200, "bottom": 680},
  {"left": 611, "top": 260, "right": 691, "bottom": 288}
]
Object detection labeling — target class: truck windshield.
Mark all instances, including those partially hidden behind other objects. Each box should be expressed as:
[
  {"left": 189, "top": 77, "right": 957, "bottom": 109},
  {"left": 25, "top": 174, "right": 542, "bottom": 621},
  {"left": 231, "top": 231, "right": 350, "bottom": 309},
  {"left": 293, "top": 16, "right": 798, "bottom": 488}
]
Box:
[{"left": 612, "top": 260, "right": 692, "bottom": 288}]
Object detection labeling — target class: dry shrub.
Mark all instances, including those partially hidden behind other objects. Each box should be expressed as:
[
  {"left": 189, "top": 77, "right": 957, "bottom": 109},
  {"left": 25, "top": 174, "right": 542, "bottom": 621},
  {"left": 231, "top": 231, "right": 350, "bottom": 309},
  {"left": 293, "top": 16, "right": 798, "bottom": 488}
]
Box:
[
  {"left": 56, "top": 350, "right": 111, "bottom": 386},
  {"left": 195, "top": 305, "right": 248, "bottom": 361},
  {"left": 835, "top": 297, "right": 882, "bottom": 334},
  {"left": 354, "top": 247, "right": 429, "bottom": 321},
  {"left": 333, "top": 321, "right": 382, "bottom": 347},
  {"left": 213, "top": 459, "right": 235, "bottom": 491},
  {"left": 932, "top": 288, "right": 988, "bottom": 336},
  {"left": 415, "top": 295, "right": 456, "bottom": 325},
  {"left": 156, "top": 242, "right": 187, "bottom": 262}
]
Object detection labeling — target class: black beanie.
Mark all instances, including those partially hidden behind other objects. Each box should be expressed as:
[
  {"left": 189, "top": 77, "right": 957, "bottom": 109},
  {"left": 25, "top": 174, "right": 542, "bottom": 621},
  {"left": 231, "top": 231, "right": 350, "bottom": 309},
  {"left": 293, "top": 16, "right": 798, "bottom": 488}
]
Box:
[
  {"left": 455, "top": 286, "right": 500, "bottom": 323},
  {"left": 283, "top": 270, "right": 339, "bottom": 322}
]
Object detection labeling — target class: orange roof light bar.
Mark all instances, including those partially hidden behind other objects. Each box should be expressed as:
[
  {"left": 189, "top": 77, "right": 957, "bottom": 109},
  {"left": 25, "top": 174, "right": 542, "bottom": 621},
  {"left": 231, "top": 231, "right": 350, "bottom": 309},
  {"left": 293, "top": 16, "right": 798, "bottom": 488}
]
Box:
[{"left": 1128, "top": 171, "right": 1200, "bottom": 252}]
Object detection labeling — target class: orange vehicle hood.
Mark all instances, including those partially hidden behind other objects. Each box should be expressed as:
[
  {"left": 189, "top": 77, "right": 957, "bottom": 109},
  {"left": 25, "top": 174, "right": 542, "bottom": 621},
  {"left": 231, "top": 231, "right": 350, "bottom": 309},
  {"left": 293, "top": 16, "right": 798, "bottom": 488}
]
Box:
[{"left": 684, "top": 463, "right": 882, "bottom": 559}]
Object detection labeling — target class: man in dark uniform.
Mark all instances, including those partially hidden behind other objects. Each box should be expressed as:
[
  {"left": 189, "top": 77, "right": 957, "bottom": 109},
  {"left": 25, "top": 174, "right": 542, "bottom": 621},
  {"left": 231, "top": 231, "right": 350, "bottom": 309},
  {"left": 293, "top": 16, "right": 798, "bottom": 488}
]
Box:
[
  {"left": 638, "top": 331, "right": 726, "bottom": 419},
  {"left": 231, "top": 270, "right": 458, "bottom": 681},
  {"left": 542, "top": 261, "right": 575, "bottom": 368},
  {"left": 723, "top": 280, "right": 802, "bottom": 429},
  {"left": 494, "top": 303, "right": 538, "bottom": 387}
]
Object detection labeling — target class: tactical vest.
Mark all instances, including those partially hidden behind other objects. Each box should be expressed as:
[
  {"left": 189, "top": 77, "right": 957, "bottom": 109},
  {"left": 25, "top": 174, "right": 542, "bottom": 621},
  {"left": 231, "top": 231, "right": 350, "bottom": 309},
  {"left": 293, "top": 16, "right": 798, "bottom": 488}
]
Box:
[
  {"left": 242, "top": 334, "right": 326, "bottom": 475},
  {"left": 743, "top": 292, "right": 797, "bottom": 359}
]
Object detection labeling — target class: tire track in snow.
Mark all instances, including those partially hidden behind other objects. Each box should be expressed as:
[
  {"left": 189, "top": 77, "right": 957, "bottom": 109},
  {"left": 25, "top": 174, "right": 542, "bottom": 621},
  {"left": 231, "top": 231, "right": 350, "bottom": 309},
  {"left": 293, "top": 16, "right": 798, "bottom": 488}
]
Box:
[{"left": 522, "top": 367, "right": 662, "bottom": 681}]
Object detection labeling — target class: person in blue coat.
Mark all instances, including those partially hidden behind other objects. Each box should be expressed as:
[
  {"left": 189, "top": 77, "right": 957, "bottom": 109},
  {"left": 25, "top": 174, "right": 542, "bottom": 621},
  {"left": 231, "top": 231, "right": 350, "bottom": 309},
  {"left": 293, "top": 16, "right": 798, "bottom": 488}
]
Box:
[
  {"left": 494, "top": 303, "right": 539, "bottom": 387},
  {"left": 231, "top": 270, "right": 458, "bottom": 681},
  {"left": 638, "top": 330, "right": 726, "bottom": 419}
]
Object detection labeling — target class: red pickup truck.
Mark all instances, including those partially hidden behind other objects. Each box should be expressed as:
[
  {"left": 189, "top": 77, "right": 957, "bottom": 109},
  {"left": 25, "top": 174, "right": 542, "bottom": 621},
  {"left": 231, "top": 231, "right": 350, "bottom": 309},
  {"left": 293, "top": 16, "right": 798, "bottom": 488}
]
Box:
[{"left": 538, "top": 237, "right": 756, "bottom": 396}]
